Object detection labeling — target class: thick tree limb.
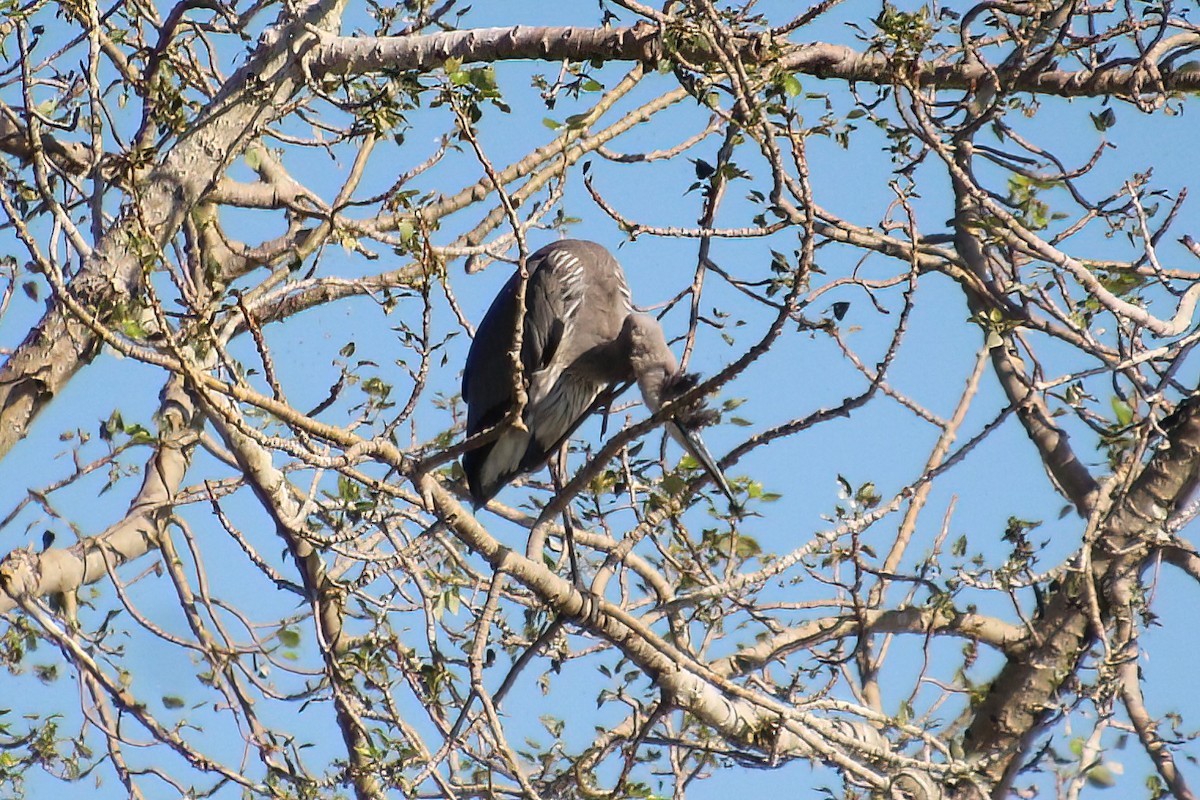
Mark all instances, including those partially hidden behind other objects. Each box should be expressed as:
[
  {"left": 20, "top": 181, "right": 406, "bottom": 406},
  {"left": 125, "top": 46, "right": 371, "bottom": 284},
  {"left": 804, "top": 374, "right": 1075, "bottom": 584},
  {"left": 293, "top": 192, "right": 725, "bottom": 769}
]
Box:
[
  {"left": 961, "top": 397, "right": 1200, "bottom": 797},
  {"left": 0, "top": 0, "right": 348, "bottom": 457},
  {"left": 950, "top": 168, "right": 1101, "bottom": 516},
  {"left": 310, "top": 26, "right": 1200, "bottom": 100}
]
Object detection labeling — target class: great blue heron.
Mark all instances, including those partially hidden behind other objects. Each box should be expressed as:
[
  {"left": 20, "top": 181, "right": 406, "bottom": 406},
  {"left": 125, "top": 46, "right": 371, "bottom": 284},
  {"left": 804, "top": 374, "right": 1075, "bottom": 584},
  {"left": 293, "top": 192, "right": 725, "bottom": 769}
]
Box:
[{"left": 461, "top": 239, "right": 736, "bottom": 508}]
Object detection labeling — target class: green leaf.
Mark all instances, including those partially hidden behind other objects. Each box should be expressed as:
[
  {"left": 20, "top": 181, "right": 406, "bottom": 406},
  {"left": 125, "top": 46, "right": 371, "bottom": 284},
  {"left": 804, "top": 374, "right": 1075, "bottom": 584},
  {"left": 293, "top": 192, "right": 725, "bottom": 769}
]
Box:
[
  {"left": 1111, "top": 396, "right": 1133, "bottom": 427},
  {"left": 711, "top": 532, "right": 760, "bottom": 557},
  {"left": 1090, "top": 107, "right": 1116, "bottom": 132},
  {"left": 397, "top": 219, "right": 415, "bottom": 244},
  {"left": 855, "top": 482, "right": 880, "bottom": 508},
  {"left": 278, "top": 627, "right": 301, "bottom": 648},
  {"left": 468, "top": 66, "right": 498, "bottom": 94},
  {"left": 1086, "top": 764, "right": 1117, "bottom": 788},
  {"left": 781, "top": 74, "right": 802, "bottom": 97},
  {"left": 162, "top": 695, "right": 185, "bottom": 709},
  {"left": 660, "top": 474, "right": 686, "bottom": 496}
]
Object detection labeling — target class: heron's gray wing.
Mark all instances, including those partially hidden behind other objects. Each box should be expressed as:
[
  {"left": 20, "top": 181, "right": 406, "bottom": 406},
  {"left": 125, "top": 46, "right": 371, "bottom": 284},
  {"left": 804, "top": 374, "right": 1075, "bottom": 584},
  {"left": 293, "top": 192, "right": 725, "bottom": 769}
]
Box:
[
  {"left": 462, "top": 268, "right": 522, "bottom": 502},
  {"left": 520, "top": 241, "right": 643, "bottom": 466},
  {"left": 523, "top": 243, "right": 586, "bottom": 393},
  {"left": 516, "top": 243, "right": 599, "bottom": 469},
  {"left": 462, "top": 270, "right": 519, "bottom": 433},
  {"left": 462, "top": 244, "right": 583, "bottom": 502},
  {"left": 463, "top": 245, "right": 573, "bottom": 424}
]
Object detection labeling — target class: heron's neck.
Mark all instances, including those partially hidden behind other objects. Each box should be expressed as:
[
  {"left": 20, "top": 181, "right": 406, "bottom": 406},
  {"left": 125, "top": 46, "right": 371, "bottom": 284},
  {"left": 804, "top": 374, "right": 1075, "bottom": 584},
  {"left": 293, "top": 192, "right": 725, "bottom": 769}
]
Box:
[{"left": 622, "top": 313, "right": 682, "bottom": 412}]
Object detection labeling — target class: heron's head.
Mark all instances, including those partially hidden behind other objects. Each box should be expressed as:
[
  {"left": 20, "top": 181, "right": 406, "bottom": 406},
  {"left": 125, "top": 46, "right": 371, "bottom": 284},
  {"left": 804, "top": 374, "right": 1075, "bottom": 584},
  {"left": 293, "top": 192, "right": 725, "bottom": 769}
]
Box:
[
  {"left": 624, "top": 314, "right": 719, "bottom": 426},
  {"left": 660, "top": 371, "right": 720, "bottom": 430},
  {"left": 624, "top": 315, "right": 736, "bottom": 508},
  {"left": 661, "top": 371, "right": 737, "bottom": 510}
]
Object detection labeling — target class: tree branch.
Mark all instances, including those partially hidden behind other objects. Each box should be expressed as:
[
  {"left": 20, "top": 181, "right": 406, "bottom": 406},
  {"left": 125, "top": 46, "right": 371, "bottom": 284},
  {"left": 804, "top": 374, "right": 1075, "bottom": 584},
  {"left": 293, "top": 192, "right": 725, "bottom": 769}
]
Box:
[
  {"left": 0, "top": 378, "right": 199, "bottom": 614},
  {"left": 309, "top": 27, "right": 1200, "bottom": 101},
  {"left": 961, "top": 395, "right": 1200, "bottom": 796},
  {"left": 0, "top": 0, "right": 348, "bottom": 457}
]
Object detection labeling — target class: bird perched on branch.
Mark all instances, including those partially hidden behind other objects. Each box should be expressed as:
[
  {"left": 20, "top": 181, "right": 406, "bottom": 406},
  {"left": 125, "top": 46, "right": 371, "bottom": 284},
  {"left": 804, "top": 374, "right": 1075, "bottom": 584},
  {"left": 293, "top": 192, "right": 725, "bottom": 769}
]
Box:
[{"left": 461, "top": 239, "right": 736, "bottom": 508}]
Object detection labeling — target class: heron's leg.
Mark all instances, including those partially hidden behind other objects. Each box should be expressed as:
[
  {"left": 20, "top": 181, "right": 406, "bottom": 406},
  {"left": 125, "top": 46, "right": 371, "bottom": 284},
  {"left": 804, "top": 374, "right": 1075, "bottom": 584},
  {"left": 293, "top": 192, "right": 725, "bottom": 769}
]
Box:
[
  {"left": 550, "top": 441, "right": 583, "bottom": 589},
  {"left": 550, "top": 444, "right": 605, "bottom": 627}
]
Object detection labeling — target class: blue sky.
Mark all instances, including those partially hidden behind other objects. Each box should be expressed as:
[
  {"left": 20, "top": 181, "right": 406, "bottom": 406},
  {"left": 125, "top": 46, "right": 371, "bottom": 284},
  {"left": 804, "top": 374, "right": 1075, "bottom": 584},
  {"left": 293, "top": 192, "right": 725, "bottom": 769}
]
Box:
[{"left": 2, "top": 1, "right": 1199, "bottom": 797}]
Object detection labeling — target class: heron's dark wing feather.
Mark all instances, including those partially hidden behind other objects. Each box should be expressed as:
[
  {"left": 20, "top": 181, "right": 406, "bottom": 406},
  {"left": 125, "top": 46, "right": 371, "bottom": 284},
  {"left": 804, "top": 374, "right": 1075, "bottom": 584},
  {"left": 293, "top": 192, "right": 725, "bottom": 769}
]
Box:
[
  {"left": 523, "top": 246, "right": 582, "bottom": 378},
  {"left": 462, "top": 248, "right": 568, "bottom": 417},
  {"left": 519, "top": 381, "right": 632, "bottom": 473},
  {"left": 462, "top": 269, "right": 521, "bottom": 502},
  {"left": 462, "top": 245, "right": 572, "bottom": 502},
  {"left": 462, "top": 272, "right": 516, "bottom": 417},
  {"left": 538, "top": 318, "right": 564, "bottom": 371}
]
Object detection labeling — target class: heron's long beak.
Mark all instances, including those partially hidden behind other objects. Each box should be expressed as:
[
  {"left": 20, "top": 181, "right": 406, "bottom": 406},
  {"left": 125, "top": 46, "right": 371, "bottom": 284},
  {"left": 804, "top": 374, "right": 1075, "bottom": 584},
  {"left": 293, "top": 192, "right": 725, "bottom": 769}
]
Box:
[{"left": 667, "top": 420, "right": 739, "bottom": 509}]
